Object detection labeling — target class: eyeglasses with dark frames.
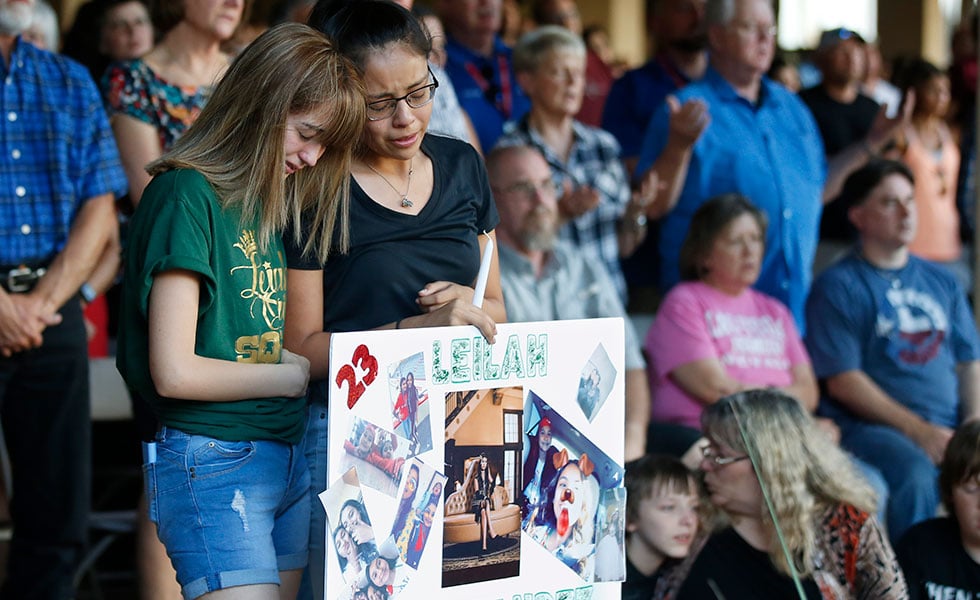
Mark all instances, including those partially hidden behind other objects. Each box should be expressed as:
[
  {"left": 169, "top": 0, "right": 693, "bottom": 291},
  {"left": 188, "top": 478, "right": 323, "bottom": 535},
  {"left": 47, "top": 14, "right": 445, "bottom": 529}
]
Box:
[{"left": 366, "top": 67, "right": 440, "bottom": 121}]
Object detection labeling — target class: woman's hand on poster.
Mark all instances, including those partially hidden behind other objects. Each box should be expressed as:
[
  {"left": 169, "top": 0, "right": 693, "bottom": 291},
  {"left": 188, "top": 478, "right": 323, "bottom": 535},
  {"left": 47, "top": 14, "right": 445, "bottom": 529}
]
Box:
[
  {"left": 406, "top": 283, "right": 496, "bottom": 343},
  {"left": 280, "top": 349, "right": 310, "bottom": 398},
  {"left": 416, "top": 281, "right": 474, "bottom": 310}
]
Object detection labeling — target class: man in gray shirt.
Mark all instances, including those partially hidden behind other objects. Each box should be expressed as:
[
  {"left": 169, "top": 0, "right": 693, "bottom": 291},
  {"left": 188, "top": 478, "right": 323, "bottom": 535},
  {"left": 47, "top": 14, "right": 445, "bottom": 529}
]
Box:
[{"left": 488, "top": 144, "right": 650, "bottom": 460}]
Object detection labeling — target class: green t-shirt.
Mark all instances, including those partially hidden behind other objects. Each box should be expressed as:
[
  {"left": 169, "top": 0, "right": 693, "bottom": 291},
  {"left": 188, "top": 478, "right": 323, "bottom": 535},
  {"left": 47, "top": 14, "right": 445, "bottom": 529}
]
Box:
[{"left": 117, "top": 169, "right": 305, "bottom": 444}]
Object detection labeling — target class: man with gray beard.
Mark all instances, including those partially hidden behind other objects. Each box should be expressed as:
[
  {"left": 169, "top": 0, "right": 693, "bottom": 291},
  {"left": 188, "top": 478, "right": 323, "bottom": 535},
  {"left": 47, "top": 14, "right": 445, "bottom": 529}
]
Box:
[
  {"left": 488, "top": 144, "right": 650, "bottom": 460},
  {"left": 0, "top": 0, "right": 125, "bottom": 596}
]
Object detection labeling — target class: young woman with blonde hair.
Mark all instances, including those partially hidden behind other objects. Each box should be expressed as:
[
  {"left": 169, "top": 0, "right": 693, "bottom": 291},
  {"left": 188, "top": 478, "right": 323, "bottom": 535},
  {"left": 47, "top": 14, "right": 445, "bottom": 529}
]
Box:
[{"left": 117, "top": 23, "right": 365, "bottom": 599}]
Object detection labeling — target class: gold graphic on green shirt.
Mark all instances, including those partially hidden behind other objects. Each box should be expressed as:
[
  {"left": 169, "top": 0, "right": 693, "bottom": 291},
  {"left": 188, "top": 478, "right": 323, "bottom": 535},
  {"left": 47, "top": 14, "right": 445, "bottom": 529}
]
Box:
[
  {"left": 230, "top": 230, "right": 285, "bottom": 330},
  {"left": 236, "top": 331, "right": 282, "bottom": 363}
]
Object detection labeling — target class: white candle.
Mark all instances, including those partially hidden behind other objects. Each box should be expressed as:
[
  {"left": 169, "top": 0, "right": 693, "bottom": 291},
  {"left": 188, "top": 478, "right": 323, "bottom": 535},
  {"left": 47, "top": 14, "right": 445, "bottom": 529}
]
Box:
[{"left": 472, "top": 231, "right": 493, "bottom": 309}]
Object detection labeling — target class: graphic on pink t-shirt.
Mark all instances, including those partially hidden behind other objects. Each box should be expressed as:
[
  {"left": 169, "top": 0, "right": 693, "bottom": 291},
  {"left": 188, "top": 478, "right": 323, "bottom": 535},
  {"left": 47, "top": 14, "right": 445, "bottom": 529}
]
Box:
[{"left": 645, "top": 282, "right": 810, "bottom": 429}]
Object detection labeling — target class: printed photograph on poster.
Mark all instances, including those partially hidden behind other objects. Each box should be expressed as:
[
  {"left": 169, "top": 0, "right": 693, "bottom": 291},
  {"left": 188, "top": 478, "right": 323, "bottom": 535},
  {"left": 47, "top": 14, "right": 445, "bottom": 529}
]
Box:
[
  {"left": 594, "top": 488, "right": 626, "bottom": 582},
  {"left": 326, "top": 318, "right": 628, "bottom": 600},
  {"left": 340, "top": 415, "right": 409, "bottom": 496},
  {"left": 387, "top": 458, "right": 448, "bottom": 569},
  {"left": 321, "top": 468, "right": 413, "bottom": 600},
  {"left": 320, "top": 469, "right": 379, "bottom": 597},
  {"left": 387, "top": 352, "right": 433, "bottom": 455},
  {"left": 521, "top": 392, "right": 625, "bottom": 583},
  {"left": 576, "top": 344, "right": 616, "bottom": 422},
  {"left": 442, "top": 387, "right": 523, "bottom": 587}
]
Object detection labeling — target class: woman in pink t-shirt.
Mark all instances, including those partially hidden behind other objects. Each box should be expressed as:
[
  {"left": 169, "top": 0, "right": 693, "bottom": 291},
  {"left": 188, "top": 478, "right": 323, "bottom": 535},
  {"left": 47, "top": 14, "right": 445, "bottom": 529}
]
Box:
[{"left": 645, "top": 194, "right": 818, "bottom": 431}]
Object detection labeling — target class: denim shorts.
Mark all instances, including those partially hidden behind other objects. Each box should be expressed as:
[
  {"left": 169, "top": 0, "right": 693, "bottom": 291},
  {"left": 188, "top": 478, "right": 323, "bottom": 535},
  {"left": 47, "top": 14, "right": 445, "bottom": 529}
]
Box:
[{"left": 143, "top": 426, "right": 311, "bottom": 599}]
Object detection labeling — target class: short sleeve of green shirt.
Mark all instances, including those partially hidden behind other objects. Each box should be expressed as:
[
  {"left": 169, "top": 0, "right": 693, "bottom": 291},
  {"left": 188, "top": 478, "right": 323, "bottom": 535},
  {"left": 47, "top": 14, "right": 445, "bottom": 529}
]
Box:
[
  {"left": 117, "top": 169, "right": 305, "bottom": 444},
  {"left": 130, "top": 170, "right": 218, "bottom": 319}
]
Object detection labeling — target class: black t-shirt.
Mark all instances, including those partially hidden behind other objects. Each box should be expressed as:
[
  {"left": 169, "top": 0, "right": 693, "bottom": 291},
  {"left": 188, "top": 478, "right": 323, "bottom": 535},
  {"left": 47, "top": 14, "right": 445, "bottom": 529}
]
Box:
[
  {"left": 799, "top": 85, "right": 881, "bottom": 242},
  {"left": 674, "top": 528, "right": 822, "bottom": 600},
  {"left": 622, "top": 556, "right": 671, "bottom": 600},
  {"left": 284, "top": 134, "right": 499, "bottom": 333},
  {"left": 896, "top": 517, "right": 980, "bottom": 600},
  {"left": 799, "top": 86, "right": 880, "bottom": 156}
]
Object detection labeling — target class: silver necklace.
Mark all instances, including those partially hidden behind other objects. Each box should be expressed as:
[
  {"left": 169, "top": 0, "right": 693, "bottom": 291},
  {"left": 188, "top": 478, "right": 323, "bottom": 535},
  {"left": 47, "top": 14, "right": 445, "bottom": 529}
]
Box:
[{"left": 366, "top": 158, "right": 414, "bottom": 208}]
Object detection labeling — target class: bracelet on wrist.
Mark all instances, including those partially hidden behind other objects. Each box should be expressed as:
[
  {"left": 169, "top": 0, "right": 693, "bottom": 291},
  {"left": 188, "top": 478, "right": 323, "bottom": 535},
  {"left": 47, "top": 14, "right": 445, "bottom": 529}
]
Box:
[{"left": 79, "top": 282, "right": 97, "bottom": 304}]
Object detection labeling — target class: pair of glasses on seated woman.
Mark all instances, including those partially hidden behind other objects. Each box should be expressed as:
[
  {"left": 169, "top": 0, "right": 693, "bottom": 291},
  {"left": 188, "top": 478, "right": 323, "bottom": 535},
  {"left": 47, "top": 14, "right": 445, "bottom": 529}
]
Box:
[
  {"left": 366, "top": 67, "right": 439, "bottom": 121},
  {"left": 701, "top": 444, "right": 749, "bottom": 467}
]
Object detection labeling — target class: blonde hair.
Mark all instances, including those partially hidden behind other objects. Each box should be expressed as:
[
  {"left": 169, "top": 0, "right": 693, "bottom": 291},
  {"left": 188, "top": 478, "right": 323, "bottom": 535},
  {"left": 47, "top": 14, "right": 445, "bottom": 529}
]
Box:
[
  {"left": 148, "top": 22, "right": 366, "bottom": 263},
  {"left": 701, "top": 390, "right": 876, "bottom": 578}
]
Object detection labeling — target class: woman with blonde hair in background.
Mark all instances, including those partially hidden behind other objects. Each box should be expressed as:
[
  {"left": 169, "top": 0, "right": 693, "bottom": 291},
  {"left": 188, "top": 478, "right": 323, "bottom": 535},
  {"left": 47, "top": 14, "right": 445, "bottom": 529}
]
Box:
[{"left": 659, "top": 390, "right": 907, "bottom": 599}]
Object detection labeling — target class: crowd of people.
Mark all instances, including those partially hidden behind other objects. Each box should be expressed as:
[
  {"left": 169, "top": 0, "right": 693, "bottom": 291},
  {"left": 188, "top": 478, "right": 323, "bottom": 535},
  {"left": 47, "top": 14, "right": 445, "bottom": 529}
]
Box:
[{"left": 4, "top": 0, "right": 980, "bottom": 597}]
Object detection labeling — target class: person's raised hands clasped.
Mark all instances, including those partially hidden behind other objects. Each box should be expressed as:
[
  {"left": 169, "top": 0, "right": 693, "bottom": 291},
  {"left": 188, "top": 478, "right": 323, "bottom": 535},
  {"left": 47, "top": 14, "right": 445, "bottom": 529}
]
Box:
[
  {"left": 868, "top": 89, "right": 915, "bottom": 153},
  {"left": 558, "top": 181, "right": 601, "bottom": 221}
]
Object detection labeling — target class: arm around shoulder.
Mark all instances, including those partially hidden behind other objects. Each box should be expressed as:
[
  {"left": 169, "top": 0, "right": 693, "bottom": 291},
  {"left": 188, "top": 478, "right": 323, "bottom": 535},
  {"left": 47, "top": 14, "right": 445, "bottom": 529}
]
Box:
[{"left": 640, "top": 95, "right": 709, "bottom": 219}]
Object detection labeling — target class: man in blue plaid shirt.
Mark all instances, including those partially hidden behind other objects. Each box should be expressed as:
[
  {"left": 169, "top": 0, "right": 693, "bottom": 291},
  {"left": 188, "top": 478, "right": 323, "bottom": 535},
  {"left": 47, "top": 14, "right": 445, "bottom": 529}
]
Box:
[{"left": 0, "top": 1, "right": 126, "bottom": 596}]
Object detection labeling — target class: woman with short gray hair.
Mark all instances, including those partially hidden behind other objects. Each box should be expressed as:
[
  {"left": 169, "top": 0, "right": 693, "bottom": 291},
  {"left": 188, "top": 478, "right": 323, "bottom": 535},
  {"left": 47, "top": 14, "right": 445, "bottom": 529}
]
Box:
[{"left": 498, "top": 25, "right": 658, "bottom": 305}]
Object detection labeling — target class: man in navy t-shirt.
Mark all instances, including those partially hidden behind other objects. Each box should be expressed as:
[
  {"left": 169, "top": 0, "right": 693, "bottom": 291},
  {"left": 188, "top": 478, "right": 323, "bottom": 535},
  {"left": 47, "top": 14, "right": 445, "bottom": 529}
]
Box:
[{"left": 806, "top": 160, "right": 980, "bottom": 541}]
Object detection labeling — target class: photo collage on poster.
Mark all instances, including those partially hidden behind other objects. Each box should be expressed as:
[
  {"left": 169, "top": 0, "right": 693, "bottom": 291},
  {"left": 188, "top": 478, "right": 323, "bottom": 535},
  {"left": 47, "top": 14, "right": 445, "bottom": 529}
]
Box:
[
  {"left": 324, "top": 352, "right": 446, "bottom": 600},
  {"left": 326, "top": 323, "right": 627, "bottom": 599},
  {"left": 321, "top": 468, "right": 409, "bottom": 600}
]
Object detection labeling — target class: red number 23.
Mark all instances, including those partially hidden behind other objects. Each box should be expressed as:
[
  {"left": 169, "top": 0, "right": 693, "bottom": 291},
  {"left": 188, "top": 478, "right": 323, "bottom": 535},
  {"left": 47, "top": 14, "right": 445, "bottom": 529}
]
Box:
[{"left": 335, "top": 344, "right": 379, "bottom": 409}]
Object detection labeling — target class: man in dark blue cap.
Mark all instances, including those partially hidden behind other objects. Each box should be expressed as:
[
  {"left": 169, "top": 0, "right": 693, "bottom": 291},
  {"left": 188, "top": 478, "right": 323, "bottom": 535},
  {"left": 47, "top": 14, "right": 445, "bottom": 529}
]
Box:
[{"left": 800, "top": 27, "right": 906, "bottom": 272}]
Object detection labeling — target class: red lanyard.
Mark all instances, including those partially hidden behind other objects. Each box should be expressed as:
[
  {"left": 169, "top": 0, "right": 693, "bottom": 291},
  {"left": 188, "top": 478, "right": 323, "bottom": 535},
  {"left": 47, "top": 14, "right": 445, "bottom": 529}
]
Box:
[
  {"left": 657, "top": 55, "right": 688, "bottom": 90},
  {"left": 464, "top": 54, "right": 513, "bottom": 119}
]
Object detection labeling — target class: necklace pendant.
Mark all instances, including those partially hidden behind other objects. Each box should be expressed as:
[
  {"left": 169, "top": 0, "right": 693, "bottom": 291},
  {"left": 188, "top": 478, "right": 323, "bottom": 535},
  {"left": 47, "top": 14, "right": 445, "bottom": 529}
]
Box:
[{"left": 401, "top": 196, "right": 413, "bottom": 208}]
